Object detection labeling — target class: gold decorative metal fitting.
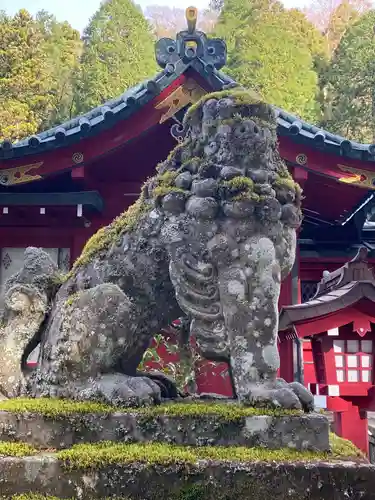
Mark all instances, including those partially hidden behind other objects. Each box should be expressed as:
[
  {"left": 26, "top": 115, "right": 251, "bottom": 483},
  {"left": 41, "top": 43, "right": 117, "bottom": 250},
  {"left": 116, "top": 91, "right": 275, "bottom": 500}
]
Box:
[{"left": 186, "top": 6, "right": 198, "bottom": 33}]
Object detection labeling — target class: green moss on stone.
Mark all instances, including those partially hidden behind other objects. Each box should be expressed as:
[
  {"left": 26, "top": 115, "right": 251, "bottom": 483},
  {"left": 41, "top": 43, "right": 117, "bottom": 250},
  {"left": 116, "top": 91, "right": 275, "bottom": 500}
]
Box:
[
  {"left": 223, "top": 175, "right": 258, "bottom": 202},
  {"left": 0, "top": 398, "right": 300, "bottom": 419},
  {"left": 57, "top": 432, "right": 362, "bottom": 471},
  {"left": 152, "top": 170, "right": 189, "bottom": 198},
  {"left": 153, "top": 186, "right": 188, "bottom": 198},
  {"left": 0, "top": 398, "right": 116, "bottom": 418},
  {"left": 5, "top": 496, "right": 62, "bottom": 500},
  {"left": 186, "top": 89, "right": 275, "bottom": 126},
  {"left": 4, "top": 496, "right": 131, "bottom": 500},
  {"left": 187, "top": 89, "right": 264, "bottom": 117},
  {"left": 273, "top": 175, "right": 296, "bottom": 191},
  {"left": 224, "top": 176, "right": 254, "bottom": 191},
  {"left": 64, "top": 292, "right": 81, "bottom": 307},
  {"left": 176, "top": 485, "right": 207, "bottom": 500},
  {"left": 0, "top": 441, "right": 36, "bottom": 457},
  {"left": 330, "top": 432, "right": 363, "bottom": 459}
]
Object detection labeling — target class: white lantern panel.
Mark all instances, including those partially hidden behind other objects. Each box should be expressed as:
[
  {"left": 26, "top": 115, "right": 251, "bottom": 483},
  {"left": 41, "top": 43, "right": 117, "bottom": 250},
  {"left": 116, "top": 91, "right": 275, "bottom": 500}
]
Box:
[
  {"left": 336, "top": 370, "right": 344, "bottom": 382},
  {"left": 362, "top": 371, "right": 371, "bottom": 383},
  {"left": 361, "top": 340, "right": 373, "bottom": 354},
  {"left": 333, "top": 340, "right": 345, "bottom": 353},
  {"left": 347, "top": 340, "right": 359, "bottom": 353},
  {"left": 347, "top": 355, "right": 358, "bottom": 368},
  {"left": 361, "top": 356, "right": 371, "bottom": 368},
  {"left": 348, "top": 370, "right": 359, "bottom": 382},
  {"left": 335, "top": 355, "right": 344, "bottom": 368}
]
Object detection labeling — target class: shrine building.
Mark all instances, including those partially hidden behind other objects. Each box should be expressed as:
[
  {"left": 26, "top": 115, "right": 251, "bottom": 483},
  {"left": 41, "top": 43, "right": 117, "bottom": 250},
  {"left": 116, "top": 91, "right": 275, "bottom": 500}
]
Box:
[{"left": 2, "top": 7, "right": 375, "bottom": 452}]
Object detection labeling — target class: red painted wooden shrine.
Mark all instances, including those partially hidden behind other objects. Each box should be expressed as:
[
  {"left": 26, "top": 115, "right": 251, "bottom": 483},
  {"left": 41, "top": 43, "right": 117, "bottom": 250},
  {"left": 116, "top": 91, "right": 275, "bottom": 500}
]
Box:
[
  {"left": 2, "top": 7, "right": 375, "bottom": 450},
  {"left": 279, "top": 248, "right": 375, "bottom": 454}
]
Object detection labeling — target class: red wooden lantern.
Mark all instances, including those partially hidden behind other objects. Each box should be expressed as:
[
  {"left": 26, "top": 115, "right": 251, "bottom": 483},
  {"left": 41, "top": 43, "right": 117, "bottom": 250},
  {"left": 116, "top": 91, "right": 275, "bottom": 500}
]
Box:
[{"left": 279, "top": 247, "right": 375, "bottom": 455}]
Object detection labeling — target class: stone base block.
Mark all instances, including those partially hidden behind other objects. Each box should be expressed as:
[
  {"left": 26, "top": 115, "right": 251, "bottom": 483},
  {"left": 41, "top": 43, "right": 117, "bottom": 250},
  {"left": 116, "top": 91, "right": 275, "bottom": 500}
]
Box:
[
  {"left": 0, "top": 456, "right": 373, "bottom": 499},
  {"left": 0, "top": 410, "right": 329, "bottom": 451}
]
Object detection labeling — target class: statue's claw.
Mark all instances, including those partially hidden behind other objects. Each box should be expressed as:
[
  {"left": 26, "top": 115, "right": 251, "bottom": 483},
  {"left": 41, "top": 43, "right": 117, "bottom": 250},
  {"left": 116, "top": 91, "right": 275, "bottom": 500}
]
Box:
[{"left": 241, "top": 378, "right": 314, "bottom": 413}]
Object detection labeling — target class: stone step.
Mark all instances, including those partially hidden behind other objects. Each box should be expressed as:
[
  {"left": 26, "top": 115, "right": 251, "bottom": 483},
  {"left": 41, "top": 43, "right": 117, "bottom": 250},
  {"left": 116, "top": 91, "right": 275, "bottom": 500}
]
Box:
[
  {"left": 0, "top": 452, "right": 373, "bottom": 499},
  {"left": 0, "top": 405, "right": 329, "bottom": 451}
]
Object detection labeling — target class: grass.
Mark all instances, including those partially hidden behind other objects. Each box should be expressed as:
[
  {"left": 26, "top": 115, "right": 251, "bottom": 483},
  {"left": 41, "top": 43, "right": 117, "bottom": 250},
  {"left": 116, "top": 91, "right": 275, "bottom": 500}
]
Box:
[
  {"left": 57, "top": 433, "right": 364, "bottom": 471},
  {"left": 0, "top": 398, "right": 302, "bottom": 420}
]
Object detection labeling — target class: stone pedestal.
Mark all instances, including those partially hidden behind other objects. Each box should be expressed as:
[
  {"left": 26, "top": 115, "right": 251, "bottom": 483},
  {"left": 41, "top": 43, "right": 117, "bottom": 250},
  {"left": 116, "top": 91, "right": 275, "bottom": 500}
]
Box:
[
  {"left": 0, "top": 409, "right": 329, "bottom": 451},
  {"left": 0, "top": 399, "right": 372, "bottom": 499}
]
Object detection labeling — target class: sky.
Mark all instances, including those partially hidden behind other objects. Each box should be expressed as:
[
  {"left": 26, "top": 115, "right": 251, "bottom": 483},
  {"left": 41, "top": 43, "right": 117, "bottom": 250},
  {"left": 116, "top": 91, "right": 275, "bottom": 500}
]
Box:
[{"left": 0, "top": 0, "right": 310, "bottom": 32}]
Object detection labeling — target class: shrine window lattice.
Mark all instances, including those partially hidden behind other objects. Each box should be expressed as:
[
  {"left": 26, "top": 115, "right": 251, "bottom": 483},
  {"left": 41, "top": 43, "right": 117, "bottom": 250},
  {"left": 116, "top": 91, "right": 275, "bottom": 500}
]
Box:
[
  {"left": 301, "top": 281, "right": 318, "bottom": 303},
  {"left": 333, "top": 339, "right": 373, "bottom": 383}
]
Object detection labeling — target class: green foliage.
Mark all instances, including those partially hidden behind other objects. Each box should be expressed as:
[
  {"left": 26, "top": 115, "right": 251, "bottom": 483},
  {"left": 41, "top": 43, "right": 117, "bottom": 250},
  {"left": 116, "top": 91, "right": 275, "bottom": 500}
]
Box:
[
  {"left": 0, "top": 441, "right": 36, "bottom": 457},
  {"left": 320, "top": 9, "right": 375, "bottom": 142},
  {"left": 324, "top": 0, "right": 361, "bottom": 54},
  {"left": 36, "top": 11, "right": 82, "bottom": 128},
  {"left": 0, "top": 10, "right": 50, "bottom": 141},
  {"left": 213, "top": 0, "right": 326, "bottom": 122},
  {"left": 57, "top": 433, "right": 362, "bottom": 470},
  {"left": 73, "top": 0, "right": 158, "bottom": 114},
  {"left": 0, "top": 9, "right": 81, "bottom": 141}
]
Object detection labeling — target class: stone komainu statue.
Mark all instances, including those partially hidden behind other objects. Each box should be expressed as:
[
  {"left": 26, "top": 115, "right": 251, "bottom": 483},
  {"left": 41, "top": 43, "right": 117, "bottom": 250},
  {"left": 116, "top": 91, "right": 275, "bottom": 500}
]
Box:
[{"left": 0, "top": 90, "right": 313, "bottom": 411}]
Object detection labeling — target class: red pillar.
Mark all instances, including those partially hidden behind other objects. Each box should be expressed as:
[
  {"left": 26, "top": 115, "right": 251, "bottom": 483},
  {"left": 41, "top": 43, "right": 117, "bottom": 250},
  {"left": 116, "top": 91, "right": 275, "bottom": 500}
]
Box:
[{"left": 334, "top": 404, "right": 369, "bottom": 456}]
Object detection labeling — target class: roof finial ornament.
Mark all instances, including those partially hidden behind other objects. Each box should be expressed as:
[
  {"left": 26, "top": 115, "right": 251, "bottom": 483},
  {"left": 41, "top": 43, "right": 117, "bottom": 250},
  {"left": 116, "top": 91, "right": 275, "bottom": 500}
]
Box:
[{"left": 186, "top": 6, "right": 198, "bottom": 34}]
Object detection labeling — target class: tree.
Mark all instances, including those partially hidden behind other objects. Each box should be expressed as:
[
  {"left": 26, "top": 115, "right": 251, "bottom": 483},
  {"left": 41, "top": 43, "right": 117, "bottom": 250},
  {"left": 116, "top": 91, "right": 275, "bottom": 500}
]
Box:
[
  {"left": 324, "top": 0, "right": 362, "bottom": 53},
  {"left": 36, "top": 11, "right": 82, "bottom": 128},
  {"left": 0, "top": 9, "right": 51, "bottom": 141},
  {"left": 320, "top": 10, "right": 375, "bottom": 143},
  {"left": 73, "top": 0, "right": 158, "bottom": 114},
  {"left": 304, "top": 0, "right": 371, "bottom": 32},
  {"left": 213, "top": 0, "right": 327, "bottom": 122},
  {"left": 209, "top": 0, "right": 225, "bottom": 13}
]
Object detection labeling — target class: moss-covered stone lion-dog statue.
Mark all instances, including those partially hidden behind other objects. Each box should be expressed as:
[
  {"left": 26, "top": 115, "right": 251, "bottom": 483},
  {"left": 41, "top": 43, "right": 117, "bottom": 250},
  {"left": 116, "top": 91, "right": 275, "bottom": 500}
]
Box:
[{"left": 0, "top": 89, "right": 313, "bottom": 411}]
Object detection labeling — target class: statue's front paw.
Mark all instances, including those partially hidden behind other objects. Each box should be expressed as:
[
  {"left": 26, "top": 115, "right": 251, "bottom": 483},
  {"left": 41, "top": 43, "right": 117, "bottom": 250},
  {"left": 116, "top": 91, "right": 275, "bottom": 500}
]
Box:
[
  {"left": 75, "top": 374, "right": 162, "bottom": 407},
  {"left": 242, "top": 379, "right": 314, "bottom": 413}
]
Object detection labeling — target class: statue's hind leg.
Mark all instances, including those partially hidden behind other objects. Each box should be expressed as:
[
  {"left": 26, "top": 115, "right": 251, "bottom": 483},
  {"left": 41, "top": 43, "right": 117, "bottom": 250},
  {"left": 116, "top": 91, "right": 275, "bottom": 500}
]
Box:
[
  {"left": 218, "top": 235, "right": 313, "bottom": 411},
  {"left": 27, "top": 283, "right": 167, "bottom": 406}
]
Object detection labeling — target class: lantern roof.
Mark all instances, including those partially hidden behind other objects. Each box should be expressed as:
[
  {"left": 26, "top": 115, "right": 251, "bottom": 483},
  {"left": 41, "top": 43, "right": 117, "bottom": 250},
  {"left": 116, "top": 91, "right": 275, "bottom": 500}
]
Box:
[{"left": 279, "top": 247, "right": 375, "bottom": 332}]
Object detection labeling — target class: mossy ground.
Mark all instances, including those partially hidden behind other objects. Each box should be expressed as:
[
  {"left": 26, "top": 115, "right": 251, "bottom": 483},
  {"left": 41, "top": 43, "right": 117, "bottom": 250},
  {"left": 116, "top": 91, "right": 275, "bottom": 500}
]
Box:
[
  {"left": 0, "top": 398, "right": 301, "bottom": 420},
  {"left": 0, "top": 432, "right": 363, "bottom": 465},
  {"left": 57, "top": 433, "right": 363, "bottom": 470}
]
